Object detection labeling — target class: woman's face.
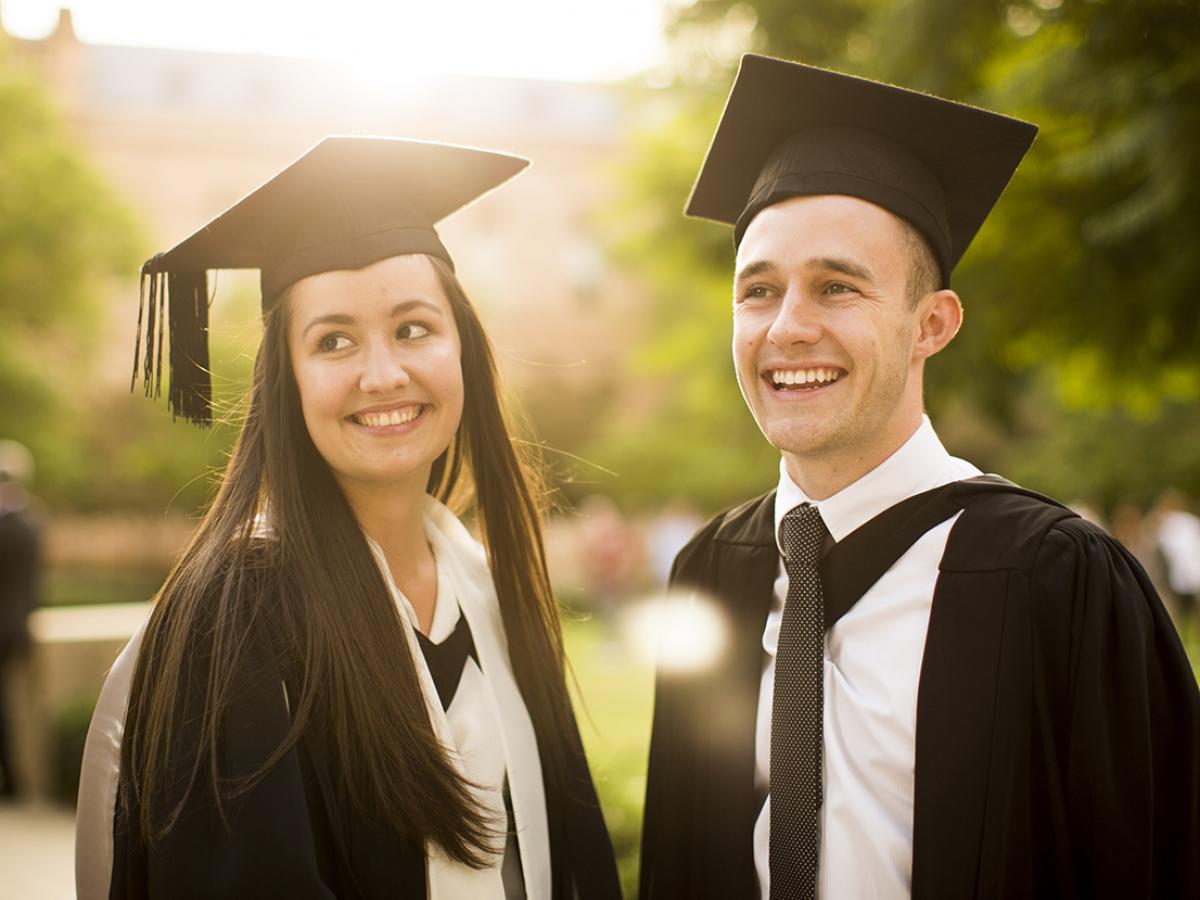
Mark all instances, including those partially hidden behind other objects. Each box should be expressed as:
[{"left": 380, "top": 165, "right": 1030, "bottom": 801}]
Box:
[{"left": 287, "top": 254, "right": 464, "bottom": 496}]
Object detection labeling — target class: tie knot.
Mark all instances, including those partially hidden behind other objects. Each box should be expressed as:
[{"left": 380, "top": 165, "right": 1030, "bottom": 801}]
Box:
[{"left": 779, "top": 503, "right": 828, "bottom": 568}]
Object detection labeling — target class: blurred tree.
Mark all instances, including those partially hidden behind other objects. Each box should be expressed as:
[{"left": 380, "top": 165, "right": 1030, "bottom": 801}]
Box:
[
  {"left": 0, "top": 46, "right": 255, "bottom": 513},
  {"left": 587, "top": 0, "right": 1200, "bottom": 513},
  {"left": 0, "top": 49, "right": 140, "bottom": 504}
]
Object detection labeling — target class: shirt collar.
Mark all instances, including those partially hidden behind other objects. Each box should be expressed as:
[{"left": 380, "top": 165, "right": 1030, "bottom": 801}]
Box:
[{"left": 773, "top": 415, "right": 960, "bottom": 549}]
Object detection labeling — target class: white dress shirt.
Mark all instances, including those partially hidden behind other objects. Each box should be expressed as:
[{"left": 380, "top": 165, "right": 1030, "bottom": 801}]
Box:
[{"left": 753, "top": 417, "right": 980, "bottom": 899}]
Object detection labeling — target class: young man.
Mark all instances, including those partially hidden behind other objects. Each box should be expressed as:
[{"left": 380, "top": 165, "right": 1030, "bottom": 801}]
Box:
[{"left": 639, "top": 55, "right": 1200, "bottom": 900}]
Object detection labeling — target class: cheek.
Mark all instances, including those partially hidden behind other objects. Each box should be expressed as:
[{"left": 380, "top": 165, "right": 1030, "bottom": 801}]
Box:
[
  {"left": 431, "top": 347, "right": 465, "bottom": 417},
  {"left": 731, "top": 315, "right": 762, "bottom": 366},
  {"left": 292, "top": 358, "right": 351, "bottom": 437}
]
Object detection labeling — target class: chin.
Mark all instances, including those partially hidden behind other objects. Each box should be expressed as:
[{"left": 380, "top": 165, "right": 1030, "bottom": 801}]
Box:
[{"left": 760, "top": 417, "right": 838, "bottom": 457}]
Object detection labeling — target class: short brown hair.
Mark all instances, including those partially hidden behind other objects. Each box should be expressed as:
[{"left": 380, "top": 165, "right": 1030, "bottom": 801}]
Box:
[{"left": 899, "top": 218, "right": 941, "bottom": 307}]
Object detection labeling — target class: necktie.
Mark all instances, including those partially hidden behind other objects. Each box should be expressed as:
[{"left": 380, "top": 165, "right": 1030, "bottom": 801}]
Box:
[{"left": 770, "top": 502, "right": 830, "bottom": 900}]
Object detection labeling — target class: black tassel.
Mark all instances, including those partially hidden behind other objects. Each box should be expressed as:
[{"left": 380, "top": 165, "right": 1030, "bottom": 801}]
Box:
[
  {"left": 130, "top": 256, "right": 212, "bottom": 426},
  {"left": 167, "top": 270, "right": 212, "bottom": 425},
  {"left": 131, "top": 267, "right": 148, "bottom": 394},
  {"left": 143, "top": 264, "right": 160, "bottom": 398},
  {"left": 154, "top": 272, "right": 166, "bottom": 401}
]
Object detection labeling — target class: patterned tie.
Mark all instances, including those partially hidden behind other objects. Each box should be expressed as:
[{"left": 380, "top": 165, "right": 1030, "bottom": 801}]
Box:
[{"left": 770, "top": 502, "right": 830, "bottom": 900}]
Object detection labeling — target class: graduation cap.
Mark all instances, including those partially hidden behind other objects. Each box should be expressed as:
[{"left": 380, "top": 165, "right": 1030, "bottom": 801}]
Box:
[
  {"left": 133, "top": 136, "right": 529, "bottom": 425},
  {"left": 686, "top": 54, "right": 1038, "bottom": 288}
]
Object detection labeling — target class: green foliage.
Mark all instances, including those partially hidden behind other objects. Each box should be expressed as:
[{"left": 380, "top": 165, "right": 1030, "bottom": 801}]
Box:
[
  {"left": 0, "top": 52, "right": 142, "bottom": 504},
  {"left": 0, "top": 47, "right": 263, "bottom": 514},
  {"left": 50, "top": 694, "right": 99, "bottom": 806},
  {"left": 73, "top": 282, "right": 260, "bottom": 514},
  {"left": 588, "top": 0, "right": 1200, "bottom": 511},
  {"left": 564, "top": 616, "right": 655, "bottom": 899},
  {"left": 581, "top": 102, "right": 779, "bottom": 512}
]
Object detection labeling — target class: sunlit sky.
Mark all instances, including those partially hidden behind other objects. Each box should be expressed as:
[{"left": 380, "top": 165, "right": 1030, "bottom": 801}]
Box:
[{"left": 2, "top": 0, "right": 670, "bottom": 82}]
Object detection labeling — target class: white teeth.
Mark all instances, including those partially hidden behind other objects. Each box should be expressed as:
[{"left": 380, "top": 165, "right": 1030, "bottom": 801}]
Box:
[
  {"left": 771, "top": 368, "right": 842, "bottom": 386},
  {"left": 357, "top": 406, "right": 421, "bottom": 427}
]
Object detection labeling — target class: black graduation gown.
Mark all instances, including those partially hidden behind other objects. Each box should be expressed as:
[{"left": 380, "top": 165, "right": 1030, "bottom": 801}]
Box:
[
  {"left": 639, "top": 478, "right": 1200, "bottom": 899},
  {"left": 108, "top": 599, "right": 621, "bottom": 900}
]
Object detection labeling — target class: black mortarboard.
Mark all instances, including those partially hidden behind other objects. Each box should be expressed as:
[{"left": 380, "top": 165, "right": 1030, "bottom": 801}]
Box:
[
  {"left": 133, "top": 136, "right": 528, "bottom": 425},
  {"left": 686, "top": 54, "right": 1037, "bottom": 287}
]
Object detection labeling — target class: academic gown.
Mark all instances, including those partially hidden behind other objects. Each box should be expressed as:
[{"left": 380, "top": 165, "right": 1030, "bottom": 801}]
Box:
[
  {"left": 639, "top": 477, "right": 1200, "bottom": 900},
  {"left": 76, "top": 503, "right": 621, "bottom": 900}
]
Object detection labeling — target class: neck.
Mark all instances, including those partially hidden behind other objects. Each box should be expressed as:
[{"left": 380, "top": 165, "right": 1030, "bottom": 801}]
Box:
[
  {"left": 338, "top": 473, "right": 439, "bottom": 632},
  {"left": 783, "top": 412, "right": 923, "bottom": 501}
]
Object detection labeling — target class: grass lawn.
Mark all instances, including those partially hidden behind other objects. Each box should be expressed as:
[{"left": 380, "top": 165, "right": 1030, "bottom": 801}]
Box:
[{"left": 564, "top": 616, "right": 656, "bottom": 899}]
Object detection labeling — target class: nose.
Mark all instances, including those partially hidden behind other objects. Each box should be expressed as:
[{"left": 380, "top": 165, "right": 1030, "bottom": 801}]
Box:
[
  {"left": 766, "top": 286, "right": 822, "bottom": 347},
  {"left": 358, "top": 339, "right": 412, "bottom": 393}
]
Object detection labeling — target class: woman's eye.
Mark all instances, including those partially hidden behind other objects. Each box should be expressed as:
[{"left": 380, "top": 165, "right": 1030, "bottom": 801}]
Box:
[
  {"left": 317, "top": 334, "right": 352, "bottom": 353},
  {"left": 398, "top": 322, "right": 431, "bottom": 340}
]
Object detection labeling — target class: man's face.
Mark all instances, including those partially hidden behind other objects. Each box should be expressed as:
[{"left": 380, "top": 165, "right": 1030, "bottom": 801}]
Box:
[{"left": 732, "top": 194, "right": 928, "bottom": 475}]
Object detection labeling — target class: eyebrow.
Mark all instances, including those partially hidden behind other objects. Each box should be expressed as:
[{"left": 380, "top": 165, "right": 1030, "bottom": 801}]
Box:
[
  {"left": 734, "top": 256, "right": 876, "bottom": 285},
  {"left": 733, "top": 259, "right": 777, "bottom": 285},
  {"left": 806, "top": 256, "right": 875, "bottom": 283},
  {"left": 301, "top": 299, "right": 443, "bottom": 339}
]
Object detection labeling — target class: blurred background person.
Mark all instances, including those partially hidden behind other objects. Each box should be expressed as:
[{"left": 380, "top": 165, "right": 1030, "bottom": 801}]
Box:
[
  {"left": 644, "top": 502, "right": 703, "bottom": 587},
  {"left": 577, "top": 493, "right": 643, "bottom": 626},
  {"left": 1152, "top": 489, "right": 1200, "bottom": 641},
  {"left": 0, "top": 439, "right": 42, "bottom": 801}
]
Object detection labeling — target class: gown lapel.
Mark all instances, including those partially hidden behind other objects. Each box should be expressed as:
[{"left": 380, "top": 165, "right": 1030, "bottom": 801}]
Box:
[
  {"left": 701, "top": 494, "right": 778, "bottom": 894},
  {"left": 369, "top": 525, "right": 512, "bottom": 900},
  {"left": 426, "top": 501, "right": 553, "bottom": 900},
  {"left": 910, "top": 478, "right": 1075, "bottom": 900}
]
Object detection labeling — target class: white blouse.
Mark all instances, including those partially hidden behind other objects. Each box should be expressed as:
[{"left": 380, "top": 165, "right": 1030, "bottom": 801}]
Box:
[{"left": 75, "top": 496, "right": 551, "bottom": 900}]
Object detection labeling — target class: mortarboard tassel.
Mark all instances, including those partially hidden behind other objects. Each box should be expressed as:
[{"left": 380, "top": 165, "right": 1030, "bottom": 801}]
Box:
[
  {"left": 154, "top": 272, "right": 166, "bottom": 401},
  {"left": 131, "top": 258, "right": 212, "bottom": 425},
  {"left": 131, "top": 263, "right": 149, "bottom": 395},
  {"left": 167, "top": 270, "right": 212, "bottom": 425}
]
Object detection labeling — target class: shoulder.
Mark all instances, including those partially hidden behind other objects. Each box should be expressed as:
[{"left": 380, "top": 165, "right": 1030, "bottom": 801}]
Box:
[
  {"left": 668, "top": 491, "right": 775, "bottom": 584},
  {"left": 951, "top": 484, "right": 1170, "bottom": 638},
  {"left": 137, "top": 543, "right": 289, "bottom": 702},
  {"left": 1030, "top": 514, "right": 1158, "bottom": 606},
  {"left": 942, "top": 478, "right": 1080, "bottom": 574}
]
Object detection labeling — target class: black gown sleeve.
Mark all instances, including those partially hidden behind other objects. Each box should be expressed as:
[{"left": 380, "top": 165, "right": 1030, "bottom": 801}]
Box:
[
  {"left": 110, "top": 632, "right": 340, "bottom": 900},
  {"left": 1031, "top": 518, "right": 1200, "bottom": 899},
  {"left": 638, "top": 516, "right": 723, "bottom": 900}
]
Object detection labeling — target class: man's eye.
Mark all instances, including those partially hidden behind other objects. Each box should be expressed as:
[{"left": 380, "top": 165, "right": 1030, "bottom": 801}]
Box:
[
  {"left": 398, "top": 322, "right": 431, "bottom": 340},
  {"left": 740, "top": 284, "right": 771, "bottom": 300},
  {"left": 825, "top": 281, "right": 856, "bottom": 295},
  {"left": 317, "top": 334, "right": 352, "bottom": 352}
]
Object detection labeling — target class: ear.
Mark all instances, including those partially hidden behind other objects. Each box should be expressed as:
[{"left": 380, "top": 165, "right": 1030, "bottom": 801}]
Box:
[{"left": 913, "top": 289, "right": 962, "bottom": 361}]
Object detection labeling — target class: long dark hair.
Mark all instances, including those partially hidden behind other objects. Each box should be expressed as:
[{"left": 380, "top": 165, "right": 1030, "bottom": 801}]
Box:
[{"left": 123, "top": 255, "right": 572, "bottom": 866}]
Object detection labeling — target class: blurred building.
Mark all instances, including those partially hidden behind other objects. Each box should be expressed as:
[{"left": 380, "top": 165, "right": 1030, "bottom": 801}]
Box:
[{"left": 4, "top": 7, "right": 643, "bottom": 395}]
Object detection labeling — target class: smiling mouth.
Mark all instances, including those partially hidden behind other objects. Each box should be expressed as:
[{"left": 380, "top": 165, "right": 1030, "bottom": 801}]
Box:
[
  {"left": 766, "top": 367, "right": 845, "bottom": 391},
  {"left": 349, "top": 405, "right": 426, "bottom": 428}
]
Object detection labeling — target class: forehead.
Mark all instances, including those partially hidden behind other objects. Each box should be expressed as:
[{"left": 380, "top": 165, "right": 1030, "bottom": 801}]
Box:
[
  {"left": 286, "top": 253, "right": 450, "bottom": 314},
  {"left": 735, "top": 194, "right": 911, "bottom": 273}
]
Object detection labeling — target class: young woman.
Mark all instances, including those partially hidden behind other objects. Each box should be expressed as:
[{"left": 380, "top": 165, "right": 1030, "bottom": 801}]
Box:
[{"left": 75, "top": 137, "right": 621, "bottom": 899}]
